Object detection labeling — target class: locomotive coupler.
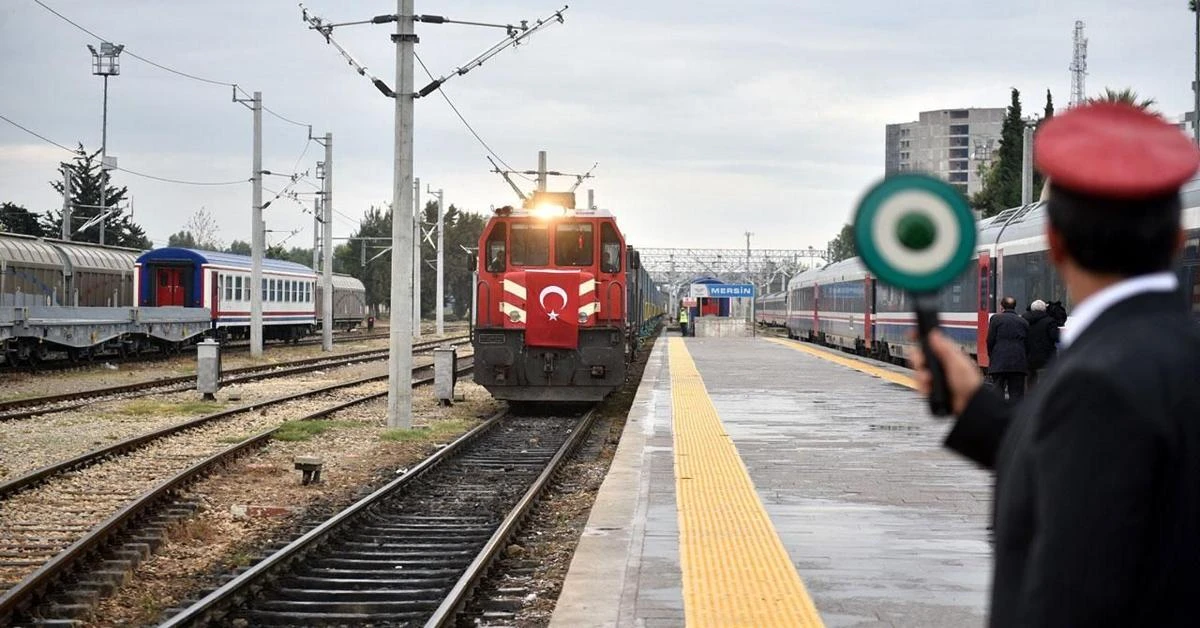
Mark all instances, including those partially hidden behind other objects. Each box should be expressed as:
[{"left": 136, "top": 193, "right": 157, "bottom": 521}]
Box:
[{"left": 542, "top": 352, "right": 555, "bottom": 375}]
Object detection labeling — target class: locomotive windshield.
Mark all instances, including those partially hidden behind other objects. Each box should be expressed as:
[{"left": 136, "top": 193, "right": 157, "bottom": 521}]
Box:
[
  {"left": 511, "top": 223, "right": 549, "bottom": 266},
  {"left": 601, "top": 222, "right": 621, "bottom": 273},
  {"left": 555, "top": 222, "right": 594, "bottom": 266},
  {"left": 486, "top": 223, "right": 507, "bottom": 272}
]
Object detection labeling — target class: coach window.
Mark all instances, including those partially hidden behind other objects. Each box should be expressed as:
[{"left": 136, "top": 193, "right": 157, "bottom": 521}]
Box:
[
  {"left": 224, "top": 275, "right": 233, "bottom": 301},
  {"left": 555, "top": 223, "right": 594, "bottom": 266},
  {"left": 600, "top": 223, "right": 621, "bottom": 273},
  {"left": 511, "top": 223, "right": 549, "bottom": 266},
  {"left": 485, "top": 223, "right": 507, "bottom": 272}
]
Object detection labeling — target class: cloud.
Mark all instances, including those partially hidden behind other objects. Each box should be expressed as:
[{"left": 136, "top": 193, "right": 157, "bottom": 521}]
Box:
[{"left": 1, "top": 0, "right": 1196, "bottom": 256}]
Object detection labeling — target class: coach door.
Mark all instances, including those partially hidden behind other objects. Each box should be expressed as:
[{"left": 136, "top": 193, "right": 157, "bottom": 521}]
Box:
[{"left": 156, "top": 268, "right": 185, "bottom": 306}]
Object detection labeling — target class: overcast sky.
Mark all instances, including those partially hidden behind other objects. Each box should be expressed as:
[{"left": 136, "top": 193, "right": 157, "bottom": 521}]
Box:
[{"left": 1, "top": 1, "right": 1195, "bottom": 253}]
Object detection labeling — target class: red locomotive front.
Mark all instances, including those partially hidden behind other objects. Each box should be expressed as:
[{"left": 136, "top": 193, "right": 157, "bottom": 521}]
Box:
[{"left": 472, "top": 192, "right": 630, "bottom": 402}]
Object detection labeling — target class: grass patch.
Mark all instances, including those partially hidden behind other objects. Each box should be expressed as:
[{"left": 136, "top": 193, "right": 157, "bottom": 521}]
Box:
[
  {"left": 118, "top": 399, "right": 224, "bottom": 417},
  {"left": 272, "top": 420, "right": 361, "bottom": 442},
  {"left": 381, "top": 418, "right": 476, "bottom": 443}
]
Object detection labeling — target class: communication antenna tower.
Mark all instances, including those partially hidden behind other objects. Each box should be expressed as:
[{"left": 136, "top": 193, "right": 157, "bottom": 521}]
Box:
[{"left": 1070, "top": 20, "right": 1088, "bottom": 107}]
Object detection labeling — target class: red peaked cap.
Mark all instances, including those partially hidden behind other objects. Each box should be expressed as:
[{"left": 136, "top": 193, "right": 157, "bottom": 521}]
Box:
[{"left": 1035, "top": 102, "right": 1200, "bottom": 199}]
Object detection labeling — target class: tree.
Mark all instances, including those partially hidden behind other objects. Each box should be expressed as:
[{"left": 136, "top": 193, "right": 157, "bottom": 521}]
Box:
[
  {"left": 227, "top": 240, "right": 251, "bottom": 255},
  {"left": 184, "top": 207, "right": 223, "bottom": 250},
  {"left": 826, "top": 223, "right": 855, "bottom": 263},
  {"left": 43, "top": 144, "right": 150, "bottom": 249},
  {"left": 167, "top": 231, "right": 198, "bottom": 247},
  {"left": 0, "top": 202, "right": 45, "bottom": 237},
  {"left": 972, "top": 88, "right": 1024, "bottom": 217},
  {"left": 418, "top": 202, "right": 485, "bottom": 319},
  {"left": 334, "top": 205, "right": 393, "bottom": 316},
  {"left": 1086, "top": 87, "right": 1157, "bottom": 112}
]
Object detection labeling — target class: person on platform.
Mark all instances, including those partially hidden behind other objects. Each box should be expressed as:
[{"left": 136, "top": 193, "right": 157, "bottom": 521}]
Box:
[
  {"left": 678, "top": 307, "right": 689, "bottom": 337},
  {"left": 1022, "top": 299, "right": 1059, "bottom": 388},
  {"left": 986, "top": 296, "right": 1028, "bottom": 399},
  {"left": 913, "top": 102, "right": 1200, "bottom": 626}
]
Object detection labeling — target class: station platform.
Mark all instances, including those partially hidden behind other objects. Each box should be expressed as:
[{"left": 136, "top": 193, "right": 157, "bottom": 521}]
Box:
[{"left": 551, "top": 334, "right": 993, "bottom": 627}]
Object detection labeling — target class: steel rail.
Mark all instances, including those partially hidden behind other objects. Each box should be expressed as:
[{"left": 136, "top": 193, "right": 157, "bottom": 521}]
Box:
[
  {"left": 0, "top": 361, "right": 474, "bottom": 625},
  {"left": 0, "top": 335, "right": 467, "bottom": 420},
  {"left": 425, "top": 407, "right": 598, "bottom": 627},
  {"left": 0, "top": 354, "right": 472, "bottom": 500},
  {"left": 158, "top": 405, "right": 512, "bottom": 628}
]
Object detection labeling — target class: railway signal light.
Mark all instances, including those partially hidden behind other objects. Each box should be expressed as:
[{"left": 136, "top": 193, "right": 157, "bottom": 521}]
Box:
[{"left": 853, "top": 173, "right": 977, "bottom": 416}]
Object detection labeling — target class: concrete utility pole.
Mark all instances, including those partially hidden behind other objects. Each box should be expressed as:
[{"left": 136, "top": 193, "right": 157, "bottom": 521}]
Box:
[
  {"left": 312, "top": 197, "right": 321, "bottom": 269},
  {"left": 413, "top": 178, "right": 422, "bottom": 338},
  {"left": 61, "top": 166, "right": 72, "bottom": 241},
  {"left": 322, "top": 132, "right": 335, "bottom": 352},
  {"left": 1021, "top": 124, "right": 1034, "bottom": 205},
  {"left": 387, "top": 0, "right": 416, "bottom": 429},
  {"left": 247, "top": 91, "right": 265, "bottom": 358},
  {"left": 298, "top": 1, "right": 568, "bottom": 429},
  {"left": 429, "top": 186, "right": 445, "bottom": 336}
]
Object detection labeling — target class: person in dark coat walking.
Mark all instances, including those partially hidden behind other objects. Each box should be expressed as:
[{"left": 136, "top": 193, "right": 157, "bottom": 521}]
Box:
[
  {"left": 912, "top": 102, "right": 1200, "bottom": 627},
  {"left": 986, "top": 296, "right": 1028, "bottom": 399},
  {"left": 1022, "top": 299, "right": 1059, "bottom": 388}
]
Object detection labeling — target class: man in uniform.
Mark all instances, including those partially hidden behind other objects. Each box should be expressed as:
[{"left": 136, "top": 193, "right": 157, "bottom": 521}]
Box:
[
  {"left": 985, "top": 296, "right": 1029, "bottom": 399},
  {"left": 913, "top": 102, "right": 1200, "bottom": 626},
  {"left": 678, "top": 306, "right": 689, "bottom": 337}
]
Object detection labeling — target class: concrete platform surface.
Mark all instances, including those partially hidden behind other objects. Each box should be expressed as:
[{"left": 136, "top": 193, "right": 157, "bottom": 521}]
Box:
[{"left": 551, "top": 335, "right": 993, "bottom": 628}]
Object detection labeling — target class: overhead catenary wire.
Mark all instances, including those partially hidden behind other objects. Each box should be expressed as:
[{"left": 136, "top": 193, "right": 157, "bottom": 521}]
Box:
[
  {"left": 1, "top": 112, "right": 248, "bottom": 186},
  {"left": 31, "top": 0, "right": 314, "bottom": 128},
  {"left": 0, "top": 113, "right": 82, "bottom": 155},
  {"left": 413, "top": 51, "right": 533, "bottom": 183}
]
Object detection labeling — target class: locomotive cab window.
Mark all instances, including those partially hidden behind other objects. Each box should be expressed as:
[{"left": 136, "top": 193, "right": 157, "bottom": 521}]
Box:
[
  {"left": 600, "top": 223, "right": 621, "bottom": 273},
  {"left": 485, "top": 223, "right": 507, "bottom": 272},
  {"left": 511, "top": 223, "right": 549, "bottom": 266},
  {"left": 555, "top": 223, "right": 594, "bottom": 266}
]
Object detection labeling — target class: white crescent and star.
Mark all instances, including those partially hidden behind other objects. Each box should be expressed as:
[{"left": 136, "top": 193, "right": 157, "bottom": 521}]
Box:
[{"left": 538, "top": 285, "right": 569, "bottom": 321}]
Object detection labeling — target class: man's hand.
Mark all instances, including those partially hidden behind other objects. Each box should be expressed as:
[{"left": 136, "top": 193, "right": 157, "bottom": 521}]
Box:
[{"left": 911, "top": 330, "right": 985, "bottom": 415}]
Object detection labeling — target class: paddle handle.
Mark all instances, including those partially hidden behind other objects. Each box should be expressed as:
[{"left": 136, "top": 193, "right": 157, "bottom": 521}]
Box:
[{"left": 914, "top": 296, "right": 951, "bottom": 416}]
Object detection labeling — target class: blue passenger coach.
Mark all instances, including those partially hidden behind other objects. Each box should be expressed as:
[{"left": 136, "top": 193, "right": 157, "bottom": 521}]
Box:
[{"left": 135, "top": 248, "right": 318, "bottom": 342}]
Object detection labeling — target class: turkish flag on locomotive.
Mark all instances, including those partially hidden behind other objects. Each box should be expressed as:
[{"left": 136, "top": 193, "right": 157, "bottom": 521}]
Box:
[{"left": 524, "top": 269, "right": 580, "bottom": 349}]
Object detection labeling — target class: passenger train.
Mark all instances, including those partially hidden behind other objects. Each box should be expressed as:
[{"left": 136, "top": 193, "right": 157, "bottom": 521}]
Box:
[
  {"left": 1, "top": 233, "right": 366, "bottom": 363},
  {"left": 471, "top": 192, "right": 666, "bottom": 402},
  {"left": 136, "top": 248, "right": 368, "bottom": 341},
  {"left": 760, "top": 178, "right": 1200, "bottom": 368}
]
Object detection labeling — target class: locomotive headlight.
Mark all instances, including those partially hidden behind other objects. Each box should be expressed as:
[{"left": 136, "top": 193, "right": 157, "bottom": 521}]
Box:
[
  {"left": 532, "top": 203, "right": 567, "bottom": 219},
  {"left": 578, "top": 310, "right": 588, "bottom": 324},
  {"left": 508, "top": 310, "right": 521, "bottom": 323}
]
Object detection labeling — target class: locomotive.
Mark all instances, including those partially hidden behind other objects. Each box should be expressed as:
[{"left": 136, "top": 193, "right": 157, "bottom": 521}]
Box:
[
  {"left": 765, "top": 177, "right": 1200, "bottom": 368},
  {"left": 471, "top": 191, "right": 664, "bottom": 402}
]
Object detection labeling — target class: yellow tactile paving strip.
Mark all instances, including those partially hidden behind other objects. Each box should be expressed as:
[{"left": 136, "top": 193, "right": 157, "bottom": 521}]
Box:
[
  {"left": 764, "top": 337, "right": 918, "bottom": 389},
  {"left": 668, "top": 337, "right": 825, "bottom": 627}
]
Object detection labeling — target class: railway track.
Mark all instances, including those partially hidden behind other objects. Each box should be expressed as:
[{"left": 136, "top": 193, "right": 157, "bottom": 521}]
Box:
[
  {"left": 156, "top": 408, "right": 595, "bottom": 628},
  {"left": 0, "top": 359, "right": 476, "bottom": 626},
  {"left": 0, "top": 335, "right": 468, "bottom": 422},
  {"left": 0, "top": 330, "right": 395, "bottom": 375}
]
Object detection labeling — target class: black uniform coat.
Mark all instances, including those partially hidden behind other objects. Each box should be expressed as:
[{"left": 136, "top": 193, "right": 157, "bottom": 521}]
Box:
[
  {"left": 1022, "top": 310, "right": 1060, "bottom": 370},
  {"left": 945, "top": 291, "right": 1200, "bottom": 627},
  {"left": 986, "top": 310, "right": 1029, "bottom": 374}
]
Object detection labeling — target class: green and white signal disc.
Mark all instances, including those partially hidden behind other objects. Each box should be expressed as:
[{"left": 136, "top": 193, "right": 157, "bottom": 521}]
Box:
[{"left": 853, "top": 174, "right": 976, "bottom": 292}]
